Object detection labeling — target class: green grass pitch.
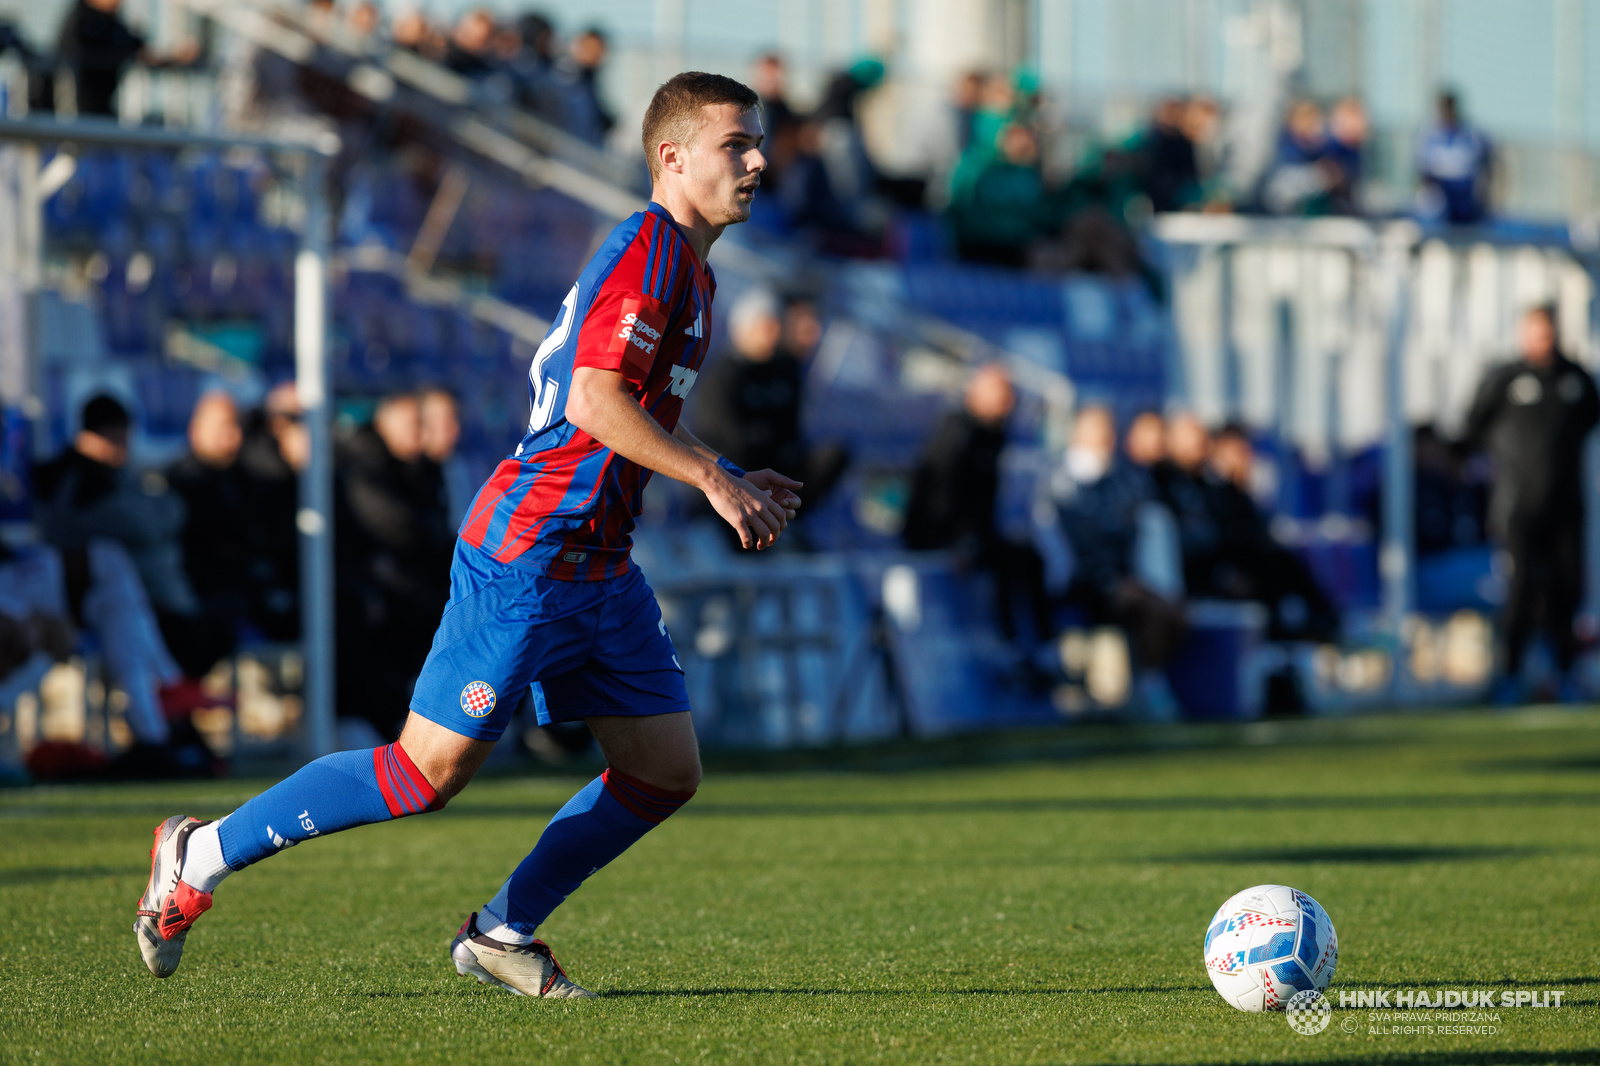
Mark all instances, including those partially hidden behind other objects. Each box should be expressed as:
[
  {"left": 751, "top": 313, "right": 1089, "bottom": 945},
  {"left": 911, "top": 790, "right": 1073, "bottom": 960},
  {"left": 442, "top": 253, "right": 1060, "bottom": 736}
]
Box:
[{"left": 3, "top": 708, "right": 1599, "bottom": 1065}]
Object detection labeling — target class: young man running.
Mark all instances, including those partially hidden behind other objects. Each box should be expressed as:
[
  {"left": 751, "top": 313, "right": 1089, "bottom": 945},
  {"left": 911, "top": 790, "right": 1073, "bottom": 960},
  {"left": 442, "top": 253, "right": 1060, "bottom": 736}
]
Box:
[{"left": 135, "top": 72, "right": 800, "bottom": 997}]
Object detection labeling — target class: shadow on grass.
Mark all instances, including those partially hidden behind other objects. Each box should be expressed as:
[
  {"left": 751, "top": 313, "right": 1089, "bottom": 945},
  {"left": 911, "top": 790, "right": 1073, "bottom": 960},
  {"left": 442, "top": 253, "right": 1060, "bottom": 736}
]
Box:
[
  {"left": 596, "top": 983, "right": 1213, "bottom": 998},
  {"left": 1337, "top": 976, "right": 1600, "bottom": 989},
  {"left": 0, "top": 802, "right": 240, "bottom": 821},
  {"left": 1086, "top": 1054, "right": 1600, "bottom": 1066},
  {"left": 1479, "top": 753, "right": 1600, "bottom": 774},
  {"left": 1157, "top": 844, "right": 1540, "bottom": 865},
  {"left": 0, "top": 865, "right": 139, "bottom": 887},
  {"left": 707, "top": 790, "right": 1600, "bottom": 816}
]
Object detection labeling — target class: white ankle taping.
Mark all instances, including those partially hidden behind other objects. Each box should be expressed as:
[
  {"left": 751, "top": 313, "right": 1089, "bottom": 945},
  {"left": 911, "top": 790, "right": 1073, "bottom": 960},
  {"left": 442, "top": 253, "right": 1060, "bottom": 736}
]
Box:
[
  {"left": 476, "top": 903, "right": 537, "bottom": 945},
  {"left": 180, "top": 817, "right": 233, "bottom": 894}
]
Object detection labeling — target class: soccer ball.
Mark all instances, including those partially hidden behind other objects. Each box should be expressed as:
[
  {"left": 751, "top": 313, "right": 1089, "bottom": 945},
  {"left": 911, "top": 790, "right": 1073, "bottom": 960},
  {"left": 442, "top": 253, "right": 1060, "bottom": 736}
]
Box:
[{"left": 1203, "top": 884, "right": 1338, "bottom": 1011}]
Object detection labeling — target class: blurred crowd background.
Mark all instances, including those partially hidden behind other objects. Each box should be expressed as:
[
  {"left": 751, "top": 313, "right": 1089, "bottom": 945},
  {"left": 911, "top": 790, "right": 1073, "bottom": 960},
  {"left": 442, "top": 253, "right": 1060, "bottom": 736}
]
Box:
[{"left": 2, "top": 0, "right": 1600, "bottom": 780}]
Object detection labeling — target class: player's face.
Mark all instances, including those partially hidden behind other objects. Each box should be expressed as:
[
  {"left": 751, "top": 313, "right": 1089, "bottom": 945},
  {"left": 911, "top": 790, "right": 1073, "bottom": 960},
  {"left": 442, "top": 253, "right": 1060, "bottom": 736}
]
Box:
[{"left": 683, "top": 104, "right": 765, "bottom": 226}]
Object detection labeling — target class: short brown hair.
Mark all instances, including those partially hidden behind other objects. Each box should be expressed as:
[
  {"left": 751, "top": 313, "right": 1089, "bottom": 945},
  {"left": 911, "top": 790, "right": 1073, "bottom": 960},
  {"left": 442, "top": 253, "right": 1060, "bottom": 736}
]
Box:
[{"left": 641, "top": 71, "right": 759, "bottom": 181}]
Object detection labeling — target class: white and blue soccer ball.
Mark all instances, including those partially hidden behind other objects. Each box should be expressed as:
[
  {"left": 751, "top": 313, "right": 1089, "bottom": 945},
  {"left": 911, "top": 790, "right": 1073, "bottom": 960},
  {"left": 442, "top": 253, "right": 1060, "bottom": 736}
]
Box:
[{"left": 1203, "top": 884, "right": 1338, "bottom": 1012}]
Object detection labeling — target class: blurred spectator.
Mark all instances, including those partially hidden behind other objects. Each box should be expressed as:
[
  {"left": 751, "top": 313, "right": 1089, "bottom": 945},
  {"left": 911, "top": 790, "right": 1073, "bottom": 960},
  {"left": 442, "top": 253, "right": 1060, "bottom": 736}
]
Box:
[
  {"left": 28, "top": 396, "right": 226, "bottom": 767},
  {"left": 0, "top": 19, "right": 55, "bottom": 112},
  {"left": 904, "top": 365, "right": 1049, "bottom": 646},
  {"left": 1464, "top": 305, "right": 1600, "bottom": 699},
  {"left": 1256, "top": 96, "right": 1371, "bottom": 216},
  {"left": 1418, "top": 90, "right": 1493, "bottom": 224},
  {"left": 165, "top": 391, "right": 251, "bottom": 677},
  {"left": 950, "top": 70, "right": 985, "bottom": 153},
  {"left": 420, "top": 387, "right": 472, "bottom": 528},
  {"left": 1153, "top": 413, "right": 1222, "bottom": 596},
  {"left": 346, "top": 1, "right": 382, "bottom": 44},
  {"left": 1183, "top": 96, "right": 1225, "bottom": 202},
  {"left": 1206, "top": 425, "right": 1339, "bottom": 641},
  {"left": 1043, "top": 137, "right": 1152, "bottom": 280},
  {"left": 55, "top": 0, "right": 195, "bottom": 117},
  {"left": 564, "top": 27, "right": 614, "bottom": 147},
  {"left": 1140, "top": 97, "right": 1200, "bottom": 213},
  {"left": 0, "top": 545, "right": 75, "bottom": 688},
  {"left": 778, "top": 118, "right": 856, "bottom": 241},
  {"left": 695, "top": 289, "right": 790, "bottom": 471},
  {"left": 1323, "top": 96, "right": 1369, "bottom": 214},
  {"left": 948, "top": 72, "right": 1016, "bottom": 207},
  {"left": 1125, "top": 410, "right": 1168, "bottom": 470},
  {"left": 1054, "top": 405, "right": 1184, "bottom": 714},
  {"left": 780, "top": 298, "right": 850, "bottom": 510},
  {"left": 948, "top": 123, "right": 1060, "bottom": 266},
  {"left": 236, "top": 382, "right": 305, "bottom": 642},
  {"left": 489, "top": 19, "right": 522, "bottom": 64},
  {"left": 968, "top": 72, "right": 1017, "bottom": 168},
  {"left": 507, "top": 13, "right": 562, "bottom": 119},
  {"left": 0, "top": 539, "right": 209, "bottom": 768},
  {"left": 34, "top": 394, "right": 199, "bottom": 629},
  {"left": 751, "top": 52, "right": 802, "bottom": 191},
  {"left": 694, "top": 290, "right": 845, "bottom": 526},
  {"left": 444, "top": 9, "right": 497, "bottom": 79},
  {"left": 335, "top": 392, "right": 454, "bottom": 738},
  {"left": 801, "top": 59, "right": 886, "bottom": 249},
  {"left": 1261, "top": 99, "right": 1334, "bottom": 215},
  {"left": 393, "top": 9, "right": 447, "bottom": 62}
]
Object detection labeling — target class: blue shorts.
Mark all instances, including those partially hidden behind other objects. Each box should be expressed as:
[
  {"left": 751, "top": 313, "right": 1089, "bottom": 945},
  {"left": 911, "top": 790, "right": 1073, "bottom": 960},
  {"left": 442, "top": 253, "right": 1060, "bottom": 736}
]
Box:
[{"left": 410, "top": 540, "right": 689, "bottom": 741}]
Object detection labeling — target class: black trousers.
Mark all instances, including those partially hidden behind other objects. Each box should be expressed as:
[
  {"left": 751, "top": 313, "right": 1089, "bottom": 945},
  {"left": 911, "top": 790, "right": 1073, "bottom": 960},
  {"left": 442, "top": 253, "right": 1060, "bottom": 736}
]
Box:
[{"left": 1502, "top": 514, "right": 1584, "bottom": 673}]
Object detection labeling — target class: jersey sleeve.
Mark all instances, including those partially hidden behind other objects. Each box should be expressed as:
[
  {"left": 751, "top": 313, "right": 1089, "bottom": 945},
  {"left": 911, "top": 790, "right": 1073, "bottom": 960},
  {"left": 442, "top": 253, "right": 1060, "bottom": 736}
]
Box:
[
  {"left": 572, "top": 216, "right": 688, "bottom": 387},
  {"left": 573, "top": 288, "right": 670, "bottom": 385}
]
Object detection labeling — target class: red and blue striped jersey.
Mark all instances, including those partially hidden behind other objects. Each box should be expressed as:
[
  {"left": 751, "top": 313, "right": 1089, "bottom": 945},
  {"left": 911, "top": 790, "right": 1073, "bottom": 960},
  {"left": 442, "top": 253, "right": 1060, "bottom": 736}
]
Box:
[{"left": 459, "top": 202, "right": 715, "bottom": 581}]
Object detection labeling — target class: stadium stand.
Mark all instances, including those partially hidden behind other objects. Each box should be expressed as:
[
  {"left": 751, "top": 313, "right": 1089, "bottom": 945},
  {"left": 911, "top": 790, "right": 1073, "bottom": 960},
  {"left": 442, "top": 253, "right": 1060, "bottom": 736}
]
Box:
[{"left": 8, "top": 0, "right": 1600, "bottom": 768}]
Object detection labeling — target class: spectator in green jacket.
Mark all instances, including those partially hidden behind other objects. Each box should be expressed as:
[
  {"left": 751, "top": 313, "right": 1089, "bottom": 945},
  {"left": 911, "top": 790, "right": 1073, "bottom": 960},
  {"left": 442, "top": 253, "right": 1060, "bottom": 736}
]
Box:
[{"left": 948, "top": 123, "right": 1062, "bottom": 266}]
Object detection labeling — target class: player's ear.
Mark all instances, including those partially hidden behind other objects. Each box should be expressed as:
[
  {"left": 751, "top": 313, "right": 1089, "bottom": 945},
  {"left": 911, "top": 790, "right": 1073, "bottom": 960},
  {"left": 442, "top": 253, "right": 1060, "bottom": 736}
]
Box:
[{"left": 658, "top": 139, "right": 686, "bottom": 176}]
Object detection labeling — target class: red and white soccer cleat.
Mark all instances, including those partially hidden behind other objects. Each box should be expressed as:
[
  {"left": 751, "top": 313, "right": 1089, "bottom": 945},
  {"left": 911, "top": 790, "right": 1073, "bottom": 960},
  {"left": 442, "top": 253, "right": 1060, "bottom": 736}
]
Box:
[
  {"left": 133, "top": 815, "right": 214, "bottom": 978},
  {"left": 450, "top": 912, "right": 596, "bottom": 998}
]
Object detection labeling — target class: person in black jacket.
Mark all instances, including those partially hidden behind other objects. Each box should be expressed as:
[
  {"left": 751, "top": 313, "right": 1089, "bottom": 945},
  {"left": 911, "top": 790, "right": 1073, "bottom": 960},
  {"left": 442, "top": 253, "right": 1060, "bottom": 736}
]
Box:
[
  {"left": 236, "top": 382, "right": 305, "bottom": 642},
  {"left": 1153, "top": 413, "right": 1223, "bottom": 596},
  {"left": 1055, "top": 405, "right": 1185, "bottom": 707},
  {"left": 691, "top": 291, "right": 846, "bottom": 544},
  {"left": 904, "top": 364, "right": 1013, "bottom": 555},
  {"left": 55, "top": 0, "right": 194, "bottom": 117},
  {"left": 1464, "top": 305, "right": 1600, "bottom": 697},
  {"left": 335, "top": 392, "right": 455, "bottom": 738},
  {"left": 165, "top": 391, "right": 249, "bottom": 677},
  {"left": 34, "top": 394, "right": 196, "bottom": 624},
  {"left": 1207, "top": 424, "right": 1339, "bottom": 642},
  {"left": 1140, "top": 97, "right": 1200, "bottom": 212},
  {"left": 693, "top": 289, "right": 804, "bottom": 482},
  {"left": 903, "top": 365, "right": 1049, "bottom": 645}
]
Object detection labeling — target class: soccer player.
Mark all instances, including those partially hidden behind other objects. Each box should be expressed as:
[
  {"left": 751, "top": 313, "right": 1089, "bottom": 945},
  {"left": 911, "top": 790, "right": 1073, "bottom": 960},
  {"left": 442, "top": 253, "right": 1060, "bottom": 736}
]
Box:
[{"left": 135, "top": 72, "right": 800, "bottom": 998}]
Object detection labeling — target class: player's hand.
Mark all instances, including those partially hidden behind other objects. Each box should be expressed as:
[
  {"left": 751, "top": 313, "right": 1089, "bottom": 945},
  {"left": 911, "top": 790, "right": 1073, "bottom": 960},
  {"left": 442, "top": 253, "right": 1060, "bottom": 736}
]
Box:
[
  {"left": 742, "top": 469, "right": 803, "bottom": 522},
  {"left": 705, "top": 470, "right": 787, "bottom": 550}
]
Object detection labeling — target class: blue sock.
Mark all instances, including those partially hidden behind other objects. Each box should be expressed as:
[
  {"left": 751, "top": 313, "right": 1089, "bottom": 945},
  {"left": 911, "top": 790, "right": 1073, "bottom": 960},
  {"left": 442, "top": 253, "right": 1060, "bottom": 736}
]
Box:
[
  {"left": 216, "top": 743, "right": 440, "bottom": 870},
  {"left": 480, "top": 767, "right": 694, "bottom": 938}
]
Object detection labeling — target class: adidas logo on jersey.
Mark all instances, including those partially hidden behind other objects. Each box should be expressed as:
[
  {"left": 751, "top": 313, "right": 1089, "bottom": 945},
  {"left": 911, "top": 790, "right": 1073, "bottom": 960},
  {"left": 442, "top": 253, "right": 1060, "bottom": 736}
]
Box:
[
  {"left": 618, "top": 312, "right": 662, "bottom": 355},
  {"left": 686, "top": 310, "right": 703, "bottom": 339}
]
